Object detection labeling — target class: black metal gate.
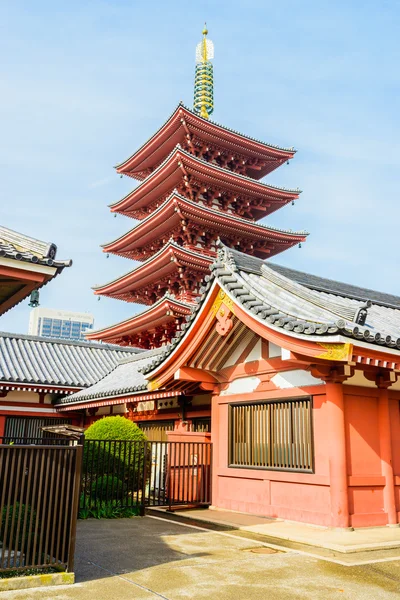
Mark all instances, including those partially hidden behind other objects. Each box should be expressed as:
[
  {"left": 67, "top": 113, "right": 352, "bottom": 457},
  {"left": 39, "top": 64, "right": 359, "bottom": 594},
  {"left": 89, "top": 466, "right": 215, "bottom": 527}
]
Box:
[
  {"left": 0, "top": 443, "right": 82, "bottom": 572},
  {"left": 81, "top": 440, "right": 212, "bottom": 511}
]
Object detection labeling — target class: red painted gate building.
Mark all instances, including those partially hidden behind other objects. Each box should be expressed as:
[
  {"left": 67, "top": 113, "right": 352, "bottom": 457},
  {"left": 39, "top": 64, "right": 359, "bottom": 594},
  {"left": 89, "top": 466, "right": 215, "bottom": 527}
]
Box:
[{"left": 56, "top": 29, "right": 400, "bottom": 528}]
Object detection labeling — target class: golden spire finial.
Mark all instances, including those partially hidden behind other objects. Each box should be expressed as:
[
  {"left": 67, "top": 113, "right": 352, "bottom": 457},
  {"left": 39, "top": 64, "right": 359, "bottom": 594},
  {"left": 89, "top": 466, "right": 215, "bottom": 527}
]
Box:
[{"left": 194, "top": 25, "right": 214, "bottom": 120}]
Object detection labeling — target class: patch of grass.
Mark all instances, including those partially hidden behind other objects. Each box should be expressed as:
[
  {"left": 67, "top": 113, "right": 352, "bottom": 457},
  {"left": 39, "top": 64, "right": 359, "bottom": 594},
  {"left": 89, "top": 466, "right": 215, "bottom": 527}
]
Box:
[
  {"left": 78, "top": 500, "right": 141, "bottom": 520},
  {"left": 0, "top": 566, "right": 59, "bottom": 579}
]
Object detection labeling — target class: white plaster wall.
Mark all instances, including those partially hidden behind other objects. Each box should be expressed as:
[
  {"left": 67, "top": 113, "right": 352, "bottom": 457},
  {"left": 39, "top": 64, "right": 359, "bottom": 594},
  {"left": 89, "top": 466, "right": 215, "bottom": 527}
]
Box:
[
  {"left": 4, "top": 390, "right": 54, "bottom": 404},
  {"left": 268, "top": 342, "right": 282, "bottom": 358},
  {"left": 220, "top": 377, "right": 261, "bottom": 396},
  {"left": 271, "top": 370, "right": 324, "bottom": 389},
  {"left": 245, "top": 339, "right": 262, "bottom": 363}
]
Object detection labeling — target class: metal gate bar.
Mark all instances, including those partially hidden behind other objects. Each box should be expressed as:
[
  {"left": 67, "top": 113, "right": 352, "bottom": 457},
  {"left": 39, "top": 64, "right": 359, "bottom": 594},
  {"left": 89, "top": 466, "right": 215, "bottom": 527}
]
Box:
[
  {"left": 81, "top": 440, "right": 212, "bottom": 512},
  {"left": 0, "top": 444, "right": 81, "bottom": 572}
]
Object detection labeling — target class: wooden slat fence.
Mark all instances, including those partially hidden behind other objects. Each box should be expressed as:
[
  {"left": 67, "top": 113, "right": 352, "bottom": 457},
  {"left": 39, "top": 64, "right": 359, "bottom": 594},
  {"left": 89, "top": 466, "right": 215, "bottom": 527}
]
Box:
[{"left": 0, "top": 444, "right": 81, "bottom": 572}]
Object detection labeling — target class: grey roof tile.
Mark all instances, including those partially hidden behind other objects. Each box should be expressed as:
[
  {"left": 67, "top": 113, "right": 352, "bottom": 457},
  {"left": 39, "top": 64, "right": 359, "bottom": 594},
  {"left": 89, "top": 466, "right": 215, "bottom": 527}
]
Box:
[
  {"left": 59, "top": 245, "right": 400, "bottom": 407},
  {"left": 143, "top": 244, "right": 400, "bottom": 374},
  {"left": 0, "top": 226, "right": 72, "bottom": 269},
  {"left": 0, "top": 332, "right": 141, "bottom": 388},
  {"left": 268, "top": 263, "right": 400, "bottom": 310},
  {"left": 224, "top": 248, "right": 400, "bottom": 309},
  {"left": 55, "top": 347, "right": 164, "bottom": 405}
]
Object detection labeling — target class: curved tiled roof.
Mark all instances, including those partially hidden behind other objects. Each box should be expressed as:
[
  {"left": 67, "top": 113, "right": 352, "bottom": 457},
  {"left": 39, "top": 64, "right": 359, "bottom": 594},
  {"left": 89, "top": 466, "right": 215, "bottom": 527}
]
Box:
[
  {"left": 55, "top": 347, "right": 164, "bottom": 405},
  {"left": 143, "top": 244, "right": 400, "bottom": 374},
  {"left": 0, "top": 332, "right": 141, "bottom": 389},
  {"left": 111, "top": 145, "right": 301, "bottom": 211},
  {"left": 267, "top": 263, "right": 400, "bottom": 310},
  {"left": 115, "top": 103, "right": 296, "bottom": 170},
  {"left": 104, "top": 191, "right": 308, "bottom": 250},
  {"left": 86, "top": 293, "right": 192, "bottom": 339},
  {"left": 94, "top": 240, "right": 213, "bottom": 292},
  {"left": 55, "top": 246, "right": 400, "bottom": 408},
  {"left": 0, "top": 226, "right": 72, "bottom": 269}
]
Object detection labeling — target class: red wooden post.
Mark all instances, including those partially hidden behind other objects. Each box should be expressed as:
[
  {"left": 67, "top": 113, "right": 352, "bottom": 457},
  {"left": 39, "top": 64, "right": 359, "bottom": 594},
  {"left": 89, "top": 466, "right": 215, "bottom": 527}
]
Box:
[
  {"left": 326, "top": 381, "right": 350, "bottom": 529},
  {"left": 0, "top": 415, "right": 6, "bottom": 438},
  {"left": 378, "top": 386, "right": 398, "bottom": 526}
]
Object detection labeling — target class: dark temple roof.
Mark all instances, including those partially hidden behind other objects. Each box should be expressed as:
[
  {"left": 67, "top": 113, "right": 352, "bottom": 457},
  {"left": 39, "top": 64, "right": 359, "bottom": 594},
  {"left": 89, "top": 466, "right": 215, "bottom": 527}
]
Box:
[
  {"left": 226, "top": 251, "right": 400, "bottom": 310},
  {"left": 0, "top": 332, "right": 141, "bottom": 389},
  {"left": 0, "top": 226, "right": 72, "bottom": 269},
  {"left": 55, "top": 347, "right": 163, "bottom": 406},
  {"left": 0, "top": 225, "right": 72, "bottom": 316},
  {"left": 143, "top": 244, "right": 400, "bottom": 374},
  {"left": 55, "top": 246, "right": 400, "bottom": 406}
]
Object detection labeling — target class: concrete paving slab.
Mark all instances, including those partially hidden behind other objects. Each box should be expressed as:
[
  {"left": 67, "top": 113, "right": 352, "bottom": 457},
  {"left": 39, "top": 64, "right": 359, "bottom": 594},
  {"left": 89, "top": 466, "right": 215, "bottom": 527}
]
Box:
[
  {"left": 157, "top": 507, "right": 400, "bottom": 553},
  {"left": 0, "top": 572, "right": 161, "bottom": 600},
  {"left": 2, "top": 517, "right": 400, "bottom": 600}
]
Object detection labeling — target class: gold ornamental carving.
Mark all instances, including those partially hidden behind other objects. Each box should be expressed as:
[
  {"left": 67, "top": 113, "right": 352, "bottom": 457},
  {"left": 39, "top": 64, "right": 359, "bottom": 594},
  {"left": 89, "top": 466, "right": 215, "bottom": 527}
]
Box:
[
  {"left": 316, "top": 342, "right": 353, "bottom": 362},
  {"left": 147, "top": 379, "right": 160, "bottom": 391},
  {"left": 209, "top": 289, "right": 235, "bottom": 336},
  {"left": 209, "top": 289, "right": 235, "bottom": 318}
]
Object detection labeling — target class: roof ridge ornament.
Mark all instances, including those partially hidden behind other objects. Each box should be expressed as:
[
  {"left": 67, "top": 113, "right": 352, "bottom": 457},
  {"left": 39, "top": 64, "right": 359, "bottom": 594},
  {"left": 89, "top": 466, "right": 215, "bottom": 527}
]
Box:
[
  {"left": 216, "top": 240, "right": 238, "bottom": 272},
  {"left": 354, "top": 300, "right": 372, "bottom": 326},
  {"left": 194, "top": 24, "right": 214, "bottom": 120}
]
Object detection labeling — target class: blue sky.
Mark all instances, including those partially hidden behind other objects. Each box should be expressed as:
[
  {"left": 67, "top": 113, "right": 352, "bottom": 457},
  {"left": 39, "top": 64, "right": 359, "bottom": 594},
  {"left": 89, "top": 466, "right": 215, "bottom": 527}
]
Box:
[{"left": 1, "top": 0, "right": 399, "bottom": 335}]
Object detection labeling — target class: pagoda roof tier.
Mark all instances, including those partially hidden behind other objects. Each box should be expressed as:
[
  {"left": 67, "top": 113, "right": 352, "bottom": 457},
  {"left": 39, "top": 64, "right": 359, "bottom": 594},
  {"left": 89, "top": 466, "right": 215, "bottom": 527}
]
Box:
[
  {"left": 103, "top": 192, "right": 308, "bottom": 261},
  {"left": 93, "top": 241, "right": 213, "bottom": 305},
  {"left": 85, "top": 295, "right": 192, "bottom": 349},
  {"left": 115, "top": 104, "right": 296, "bottom": 181},
  {"left": 111, "top": 146, "right": 301, "bottom": 220}
]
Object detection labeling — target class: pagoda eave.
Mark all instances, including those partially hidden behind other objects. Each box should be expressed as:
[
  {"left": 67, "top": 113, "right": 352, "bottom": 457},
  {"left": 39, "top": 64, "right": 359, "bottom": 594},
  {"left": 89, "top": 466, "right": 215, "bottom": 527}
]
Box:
[
  {"left": 93, "top": 243, "right": 213, "bottom": 304},
  {"left": 115, "top": 105, "right": 296, "bottom": 181},
  {"left": 110, "top": 147, "right": 300, "bottom": 220},
  {"left": 86, "top": 296, "right": 192, "bottom": 349},
  {"left": 103, "top": 193, "right": 307, "bottom": 261}
]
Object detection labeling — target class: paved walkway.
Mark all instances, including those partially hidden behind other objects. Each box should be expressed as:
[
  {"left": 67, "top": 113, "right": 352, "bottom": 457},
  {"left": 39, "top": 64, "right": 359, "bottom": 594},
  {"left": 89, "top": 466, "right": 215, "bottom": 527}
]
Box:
[
  {"left": 155, "top": 507, "right": 400, "bottom": 553},
  {"left": 2, "top": 516, "right": 400, "bottom": 600}
]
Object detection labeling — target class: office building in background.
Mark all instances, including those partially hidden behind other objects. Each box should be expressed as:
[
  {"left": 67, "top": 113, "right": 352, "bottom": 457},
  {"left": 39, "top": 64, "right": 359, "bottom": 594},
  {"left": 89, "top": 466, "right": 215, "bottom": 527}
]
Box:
[{"left": 28, "top": 308, "right": 94, "bottom": 341}]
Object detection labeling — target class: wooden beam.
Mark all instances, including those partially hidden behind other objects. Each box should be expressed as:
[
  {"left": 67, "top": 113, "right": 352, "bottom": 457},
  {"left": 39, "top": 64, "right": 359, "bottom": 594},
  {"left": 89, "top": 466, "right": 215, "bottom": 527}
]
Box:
[
  {"left": 0, "top": 265, "right": 47, "bottom": 283},
  {"left": 0, "top": 281, "right": 40, "bottom": 316},
  {"left": 174, "top": 367, "right": 222, "bottom": 384}
]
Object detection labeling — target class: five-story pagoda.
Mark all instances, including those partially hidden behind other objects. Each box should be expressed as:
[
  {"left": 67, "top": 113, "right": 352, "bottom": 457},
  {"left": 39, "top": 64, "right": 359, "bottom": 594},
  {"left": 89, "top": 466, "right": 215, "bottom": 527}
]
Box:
[{"left": 87, "top": 27, "right": 307, "bottom": 349}]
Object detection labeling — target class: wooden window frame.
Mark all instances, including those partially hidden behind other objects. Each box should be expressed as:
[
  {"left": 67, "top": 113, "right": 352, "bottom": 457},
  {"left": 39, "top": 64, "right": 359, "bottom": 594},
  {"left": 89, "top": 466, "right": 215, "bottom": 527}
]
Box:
[
  {"left": 191, "top": 417, "right": 211, "bottom": 433},
  {"left": 228, "top": 397, "right": 314, "bottom": 473}
]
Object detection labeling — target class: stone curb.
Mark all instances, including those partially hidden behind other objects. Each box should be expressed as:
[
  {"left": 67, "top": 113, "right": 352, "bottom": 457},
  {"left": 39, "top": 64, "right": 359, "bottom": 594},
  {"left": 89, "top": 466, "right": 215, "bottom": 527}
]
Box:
[{"left": 0, "top": 571, "right": 74, "bottom": 592}]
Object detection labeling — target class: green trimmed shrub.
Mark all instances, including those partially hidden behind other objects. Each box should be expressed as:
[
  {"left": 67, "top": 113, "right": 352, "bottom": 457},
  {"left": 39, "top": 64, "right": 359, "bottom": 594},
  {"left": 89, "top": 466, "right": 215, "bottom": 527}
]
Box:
[
  {"left": 85, "top": 416, "right": 147, "bottom": 442},
  {"left": 91, "top": 475, "right": 125, "bottom": 501},
  {"left": 1, "top": 503, "right": 37, "bottom": 551},
  {"left": 82, "top": 417, "right": 149, "bottom": 507}
]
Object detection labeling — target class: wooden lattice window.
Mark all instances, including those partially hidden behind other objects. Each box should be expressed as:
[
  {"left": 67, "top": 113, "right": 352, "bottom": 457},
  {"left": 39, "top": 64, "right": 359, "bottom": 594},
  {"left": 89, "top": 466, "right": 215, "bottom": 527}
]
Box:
[
  {"left": 191, "top": 418, "right": 211, "bottom": 433},
  {"left": 137, "top": 420, "right": 175, "bottom": 442},
  {"left": 4, "top": 416, "right": 72, "bottom": 441},
  {"left": 229, "top": 398, "right": 313, "bottom": 472}
]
